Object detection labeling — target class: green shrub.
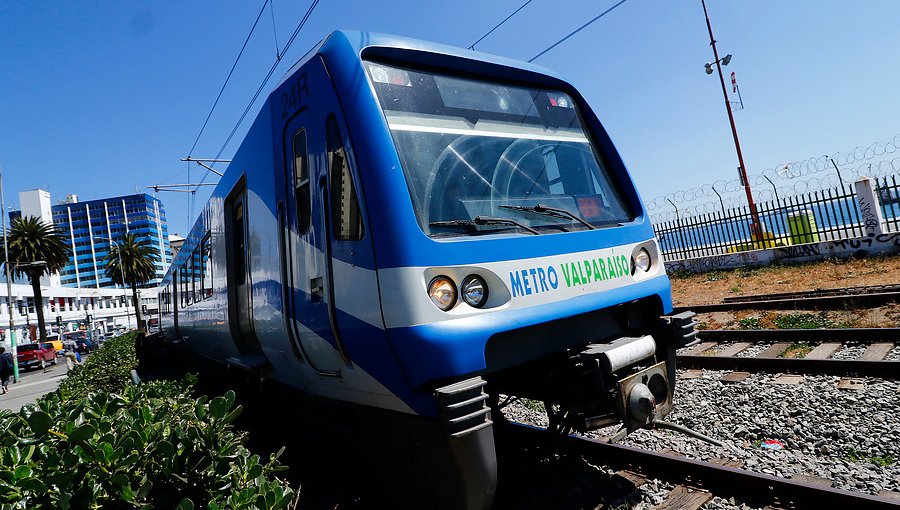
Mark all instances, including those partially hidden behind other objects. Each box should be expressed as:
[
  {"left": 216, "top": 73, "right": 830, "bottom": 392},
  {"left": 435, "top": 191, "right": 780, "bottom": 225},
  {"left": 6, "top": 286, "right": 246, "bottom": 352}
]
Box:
[
  {"left": 704, "top": 271, "right": 727, "bottom": 282},
  {"left": 773, "top": 312, "right": 834, "bottom": 329},
  {"left": 738, "top": 317, "right": 762, "bottom": 330},
  {"left": 0, "top": 333, "right": 295, "bottom": 509},
  {"left": 56, "top": 332, "right": 140, "bottom": 402},
  {"left": 0, "top": 376, "right": 293, "bottom": 509}
]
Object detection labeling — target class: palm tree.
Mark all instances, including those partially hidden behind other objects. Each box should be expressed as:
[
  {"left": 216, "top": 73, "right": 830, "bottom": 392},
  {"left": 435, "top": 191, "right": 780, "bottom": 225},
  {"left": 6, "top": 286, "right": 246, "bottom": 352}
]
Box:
[
  {"left": 0, "top": 216, "right": 70, "bottom": 342},
  {"left": 104, "top": 233, "right": 158, "bottom": 330}
]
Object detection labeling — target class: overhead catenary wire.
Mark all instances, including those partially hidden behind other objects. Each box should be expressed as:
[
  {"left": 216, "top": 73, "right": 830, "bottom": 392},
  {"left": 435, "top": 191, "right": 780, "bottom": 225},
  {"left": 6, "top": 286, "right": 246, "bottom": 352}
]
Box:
[
  {"left": 468, "top": 0, "right": 535, "bottom": 50},
  {"left": 187, "top": 0, "right": 271, "bottom": 159},
  {"left": 269, "top": 0, "right": 281, "bottom": 58},
  {"left": 529, "top": 0, "right": 632, "bottom": 62},
  {"left": 194, "top": 0, "right": 322, "bottom": 194}
]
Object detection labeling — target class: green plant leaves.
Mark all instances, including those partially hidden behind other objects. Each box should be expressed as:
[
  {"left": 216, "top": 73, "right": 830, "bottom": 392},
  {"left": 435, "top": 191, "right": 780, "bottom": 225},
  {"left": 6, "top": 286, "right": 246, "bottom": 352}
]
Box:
[
  {"left": 0, "top": 331, "right": 296, "bottom": 508},
  {"left": 68, "top": 423, "right": 96, "bottom": 443},
  {"left": 25, "top": 411, "right": 52, "bottom": 435},
  {"left": 209, "top": 390, "right": 235, "bottom": 420}
]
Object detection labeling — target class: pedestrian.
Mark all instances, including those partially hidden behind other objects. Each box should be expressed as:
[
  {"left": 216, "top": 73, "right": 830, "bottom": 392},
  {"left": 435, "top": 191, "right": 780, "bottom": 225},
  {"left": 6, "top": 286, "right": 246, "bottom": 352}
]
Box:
[
  {"left": 64, "top": 349, "right": 78, "bottom": 372},
  {"left": 0, "top": 347, "right": 13, "bottom": 394}
]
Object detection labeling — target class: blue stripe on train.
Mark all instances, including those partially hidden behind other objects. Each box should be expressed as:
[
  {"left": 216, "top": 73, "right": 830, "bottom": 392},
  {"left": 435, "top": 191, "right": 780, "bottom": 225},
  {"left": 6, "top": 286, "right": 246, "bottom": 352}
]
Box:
[
  {"left": 386, "top": 275, "right": 672, "bottom": 388},
  {"left": 288, "top": 285, "right": 438, "bottom": 417}
]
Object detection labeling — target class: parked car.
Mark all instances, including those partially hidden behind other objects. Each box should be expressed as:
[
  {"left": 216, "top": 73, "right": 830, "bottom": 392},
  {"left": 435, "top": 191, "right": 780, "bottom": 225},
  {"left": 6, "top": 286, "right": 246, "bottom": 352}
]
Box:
[
  {"left": 44, "top": 335, "right": 64, "bottom": 354},
  {"left": 58, "top": 331, "right": 98, "bottom": 354},
  {"left": 74, "top": 338, "right": 98, "bottom": 354},
  {"left": 17, "top": 343, "right": 57, "bottom": 370}
]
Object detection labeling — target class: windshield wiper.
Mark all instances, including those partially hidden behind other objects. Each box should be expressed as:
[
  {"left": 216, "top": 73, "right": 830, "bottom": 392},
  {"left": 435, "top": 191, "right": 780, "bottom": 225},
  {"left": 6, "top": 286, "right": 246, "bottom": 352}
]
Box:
[
  {"left": 499, "top": 204, "right": 595, "bottom": 230},
  {"left": 429, "top": 215, "right": 540, "bottom": 235}
]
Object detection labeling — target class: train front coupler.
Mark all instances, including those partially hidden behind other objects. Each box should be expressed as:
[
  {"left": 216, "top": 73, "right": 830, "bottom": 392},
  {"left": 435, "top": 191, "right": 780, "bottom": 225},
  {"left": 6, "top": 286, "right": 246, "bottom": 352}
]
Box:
[{"left": 559, "top": 311, "right": 699, "bottom": 437}]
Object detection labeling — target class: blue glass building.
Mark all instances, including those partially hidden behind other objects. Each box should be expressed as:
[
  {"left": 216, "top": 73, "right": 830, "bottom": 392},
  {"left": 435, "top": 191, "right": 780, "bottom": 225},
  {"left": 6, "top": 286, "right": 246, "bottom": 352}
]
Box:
[{"left": 12, "top": 193, "right": 172, "bottom": 288}]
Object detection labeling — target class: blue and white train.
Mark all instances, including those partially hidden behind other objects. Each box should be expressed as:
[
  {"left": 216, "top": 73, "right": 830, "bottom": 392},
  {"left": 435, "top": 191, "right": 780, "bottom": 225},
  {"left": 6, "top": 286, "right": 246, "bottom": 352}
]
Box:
[{"left": 159, "top": 31, "right": 694, "bottom": 509}]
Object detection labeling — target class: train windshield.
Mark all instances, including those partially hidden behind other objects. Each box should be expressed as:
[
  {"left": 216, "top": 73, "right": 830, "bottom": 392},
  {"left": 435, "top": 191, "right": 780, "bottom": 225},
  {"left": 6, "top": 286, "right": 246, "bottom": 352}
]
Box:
[{"left": 365, "top": 61, "right": 633, "bottom": 237}]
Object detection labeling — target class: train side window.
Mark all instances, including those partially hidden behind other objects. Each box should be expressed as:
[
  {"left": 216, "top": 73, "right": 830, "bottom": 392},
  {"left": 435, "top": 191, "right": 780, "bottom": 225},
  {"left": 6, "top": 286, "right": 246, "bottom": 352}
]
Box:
[
  {"left": 192, "top": 246, "right": 201, "bottom": 302},
  {"left": 185, "top": 257, "right": 193, "bottom": 306},
  {"left": 180, "top": 267, "right": 188, "bottom": 307},
  {"left": 201, "top": 233, "right": 212, "bottom": 299},
  {"left": 293, "top": 129, "right": 311, "bottom": 233},
  {"left": 233, "top": 203, "right": 246, "bottom": 285},
  {"left": 325, "top": 114, "right": 364, "bottom": 241}
]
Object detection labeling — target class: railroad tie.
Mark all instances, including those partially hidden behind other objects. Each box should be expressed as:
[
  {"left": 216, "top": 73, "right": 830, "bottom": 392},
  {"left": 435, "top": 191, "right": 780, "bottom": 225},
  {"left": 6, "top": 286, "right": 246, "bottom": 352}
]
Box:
[
  {"left": 789, "top": 473, "right": 833, "bottom": 487},
  {"left": 756, "top": 343, "right": 790, "bottom": 359},
  {"left": 860, "top": 343, "right": 894, "bottom": 361},
  {"left": 773, "top": 374, "right": 805, "bottom": 385},
  {"left": 682, "top": 341, "right": 718, "bottom": 356},
  {"left": 715, "top": 342, "right": 751, "bottom": 357},
  {"left": 837, "top": 378, "right": 866, "bottom": 391},
  {"left": 651, "top": 485, "right": 713, "bottom": 510},
  {"left": 614, "top": 470, "right": 647, "bottom": 490},
  {"left": 719, "top": 371, "right": 751, "bottom": 383},
  {"left": 708, "top": 457, "right": 744, "bottom": 469},
  {"left": 878, "top": 489, "right": 900, "bottom": 501},
  {"left": 804, "top": 342, "right": 842, "bottom": 360}
]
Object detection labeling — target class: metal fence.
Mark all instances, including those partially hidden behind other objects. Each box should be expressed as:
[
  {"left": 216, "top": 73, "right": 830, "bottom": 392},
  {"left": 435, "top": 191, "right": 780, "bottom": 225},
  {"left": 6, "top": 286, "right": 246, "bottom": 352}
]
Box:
[
  {"left": 653, "top": 184, "right": 867, "bottom": 261},
  {"left": 876, "top": 174, "right": 900, "bottom": 233}
]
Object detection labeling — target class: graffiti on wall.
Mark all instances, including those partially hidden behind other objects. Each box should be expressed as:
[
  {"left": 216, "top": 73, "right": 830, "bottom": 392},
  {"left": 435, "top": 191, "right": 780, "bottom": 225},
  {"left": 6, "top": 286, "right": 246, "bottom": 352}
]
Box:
[
  {"left": 857, "top": 194, "right": 881, "bottom": 237},
  {"left": 666, "top": 232, "right": 900, "bottom": 273}
]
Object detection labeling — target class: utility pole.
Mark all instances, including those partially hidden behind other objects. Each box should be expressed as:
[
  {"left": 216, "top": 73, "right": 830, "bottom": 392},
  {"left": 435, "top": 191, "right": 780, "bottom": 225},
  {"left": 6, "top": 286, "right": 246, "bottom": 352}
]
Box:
[
  {"left": 0, "top": 166, "right": 20, "bottom": 382},
  {"left": 701, "top": 0, "right": 761, "bottom": 238}
]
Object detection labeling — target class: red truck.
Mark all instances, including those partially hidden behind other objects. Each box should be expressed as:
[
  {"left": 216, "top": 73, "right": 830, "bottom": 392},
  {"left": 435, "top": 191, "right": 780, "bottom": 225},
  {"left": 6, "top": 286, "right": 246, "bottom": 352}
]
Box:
[{"left": 16, "top": 343, "right": 57, "bottom": 370}]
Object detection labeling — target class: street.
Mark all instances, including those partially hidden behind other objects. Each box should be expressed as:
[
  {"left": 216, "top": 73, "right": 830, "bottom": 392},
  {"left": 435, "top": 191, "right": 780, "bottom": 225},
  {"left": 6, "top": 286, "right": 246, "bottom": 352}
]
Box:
[{"left": 0, "top": 359, "right": 69, "bottom": 412}]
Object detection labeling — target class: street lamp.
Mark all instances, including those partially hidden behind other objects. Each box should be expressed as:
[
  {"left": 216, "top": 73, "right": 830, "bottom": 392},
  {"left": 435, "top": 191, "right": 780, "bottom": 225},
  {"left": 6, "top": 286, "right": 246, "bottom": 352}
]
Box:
[
  {"left": 87, "top": 290, "right": 102, "bottom": 342},
  {"left": 700, "top": 0, "right": 761, "bottom": 239},
  {"left": 91, "top": 235, "right": 132, "bottom": 330}
]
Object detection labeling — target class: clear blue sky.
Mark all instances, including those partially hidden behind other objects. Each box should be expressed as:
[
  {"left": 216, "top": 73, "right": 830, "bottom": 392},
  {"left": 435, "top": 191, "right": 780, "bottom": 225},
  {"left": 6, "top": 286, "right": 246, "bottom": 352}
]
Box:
[{"left": 2, "top": 1, "right": 899, "bottom": 234}]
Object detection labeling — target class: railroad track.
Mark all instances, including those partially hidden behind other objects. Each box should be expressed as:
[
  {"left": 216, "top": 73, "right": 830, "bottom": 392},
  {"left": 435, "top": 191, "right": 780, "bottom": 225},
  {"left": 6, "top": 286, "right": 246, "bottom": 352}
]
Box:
[
  {"left": 677, "top": 328, "right": 899, "bottom": 378},
  {"left": 672, "top": 284, "right": 900, "bottom": 313},
  {"left": 503, "top": 422, "right": 900, "bottom": 509}
]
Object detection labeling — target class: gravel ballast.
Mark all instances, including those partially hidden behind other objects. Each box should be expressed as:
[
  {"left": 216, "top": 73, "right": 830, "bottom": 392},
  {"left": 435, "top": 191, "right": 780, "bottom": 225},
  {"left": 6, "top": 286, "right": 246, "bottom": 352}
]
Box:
[{"left": 502, "top": 369, "right": 900, "bottom": 508}]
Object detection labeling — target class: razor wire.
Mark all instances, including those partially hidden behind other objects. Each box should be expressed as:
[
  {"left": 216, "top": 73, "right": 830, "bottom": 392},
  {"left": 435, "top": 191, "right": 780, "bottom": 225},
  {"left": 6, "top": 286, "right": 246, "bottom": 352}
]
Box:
[{"left": 646, "top": 134, "right": 900, "bottom": 219}]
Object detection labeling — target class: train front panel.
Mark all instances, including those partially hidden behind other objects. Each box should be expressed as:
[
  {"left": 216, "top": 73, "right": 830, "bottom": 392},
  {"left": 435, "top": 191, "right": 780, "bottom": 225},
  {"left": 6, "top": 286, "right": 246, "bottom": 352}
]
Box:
[{"left": 321, "top": 32, "right": 689, "bottom": 434}]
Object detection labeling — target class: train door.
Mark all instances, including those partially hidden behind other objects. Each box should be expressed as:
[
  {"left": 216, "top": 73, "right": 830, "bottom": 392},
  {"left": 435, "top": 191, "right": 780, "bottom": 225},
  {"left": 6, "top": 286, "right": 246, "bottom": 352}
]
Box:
[
  {"left": 225, "top": 181, "right": 264, "bottom": 357},
  {"left": 279, "top": 57, "right": 373, "bottom": 375},
  {"left": 282, "top": 98, "right": 342, "bottom": 373}
]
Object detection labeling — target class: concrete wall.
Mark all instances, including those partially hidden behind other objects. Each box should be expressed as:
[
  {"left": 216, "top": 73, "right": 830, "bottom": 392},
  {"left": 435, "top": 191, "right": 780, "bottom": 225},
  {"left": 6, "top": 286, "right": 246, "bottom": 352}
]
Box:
[{"left": 665, "top": 232, "right": 900, "bottom": 273}]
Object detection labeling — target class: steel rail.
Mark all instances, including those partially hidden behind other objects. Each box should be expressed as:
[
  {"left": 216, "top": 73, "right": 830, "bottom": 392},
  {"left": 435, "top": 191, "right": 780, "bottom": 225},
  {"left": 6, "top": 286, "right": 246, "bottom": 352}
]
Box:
[
  {"left": 721, "top": 284, "right": 900, "bottom": 303},
  {"left": 678, "top": 354, "right": 899, "bottom": 378},
  {"left": 673, "top": 290, "right": 900, "bottom": 313},
  {"left": 504, "top": 423, "right": 900, "bottom": 509},
  {"left": 698, "top": 327, "right": 900, "bottom": 343}
]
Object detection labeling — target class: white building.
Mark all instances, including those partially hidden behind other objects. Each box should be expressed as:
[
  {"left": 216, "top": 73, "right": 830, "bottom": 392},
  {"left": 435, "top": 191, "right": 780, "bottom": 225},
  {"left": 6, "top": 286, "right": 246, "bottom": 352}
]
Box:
[{"left": 0, "top": 283, "right": 157, "bottom": 346}]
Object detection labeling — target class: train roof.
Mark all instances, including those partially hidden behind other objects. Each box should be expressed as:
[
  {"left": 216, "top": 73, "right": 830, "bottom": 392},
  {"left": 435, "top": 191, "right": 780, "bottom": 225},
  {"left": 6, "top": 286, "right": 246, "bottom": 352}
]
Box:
[
  {"left": 162, "top": 30, "right": 587, "bottom": 283},
  {"left": 277, "top": 30, "right": 565, "bottom": 89}
]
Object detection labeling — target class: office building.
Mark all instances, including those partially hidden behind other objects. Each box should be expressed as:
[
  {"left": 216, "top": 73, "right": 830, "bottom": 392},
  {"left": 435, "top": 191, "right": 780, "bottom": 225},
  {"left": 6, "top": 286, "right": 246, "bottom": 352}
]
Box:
[{"left": 12, "top": 190, "right": 172, "bottom": 288}]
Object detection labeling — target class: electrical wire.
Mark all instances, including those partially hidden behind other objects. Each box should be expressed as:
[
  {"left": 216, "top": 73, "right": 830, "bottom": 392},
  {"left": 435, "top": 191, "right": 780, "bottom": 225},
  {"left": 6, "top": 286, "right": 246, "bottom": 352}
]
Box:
[
  {"left": 529, "top": 0, "right": 632, "bottom": 62},
  {"left": 192, "top": 0, "right": 322, "bottom": 194},
  {"left": 269, "top": 0, "right": 281, "bottom": 58},
  {"left": 468, "top": 0, "right": 535, "bottom": 50},
  {"left": 187, "top": 0, "right": 271, "bottom": 158}
]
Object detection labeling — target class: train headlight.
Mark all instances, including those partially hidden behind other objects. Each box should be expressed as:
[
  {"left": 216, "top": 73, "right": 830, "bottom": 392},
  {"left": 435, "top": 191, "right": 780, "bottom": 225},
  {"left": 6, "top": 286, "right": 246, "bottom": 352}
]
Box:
[
  {"left": 461, "top": 275, "right": 488, "bottom": 308},
  {"left": 428, "top": 276, "right": 457, "bottom": 311},
  {"left": 633, "top": 248, "right": 651, "bottom": 274}
]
